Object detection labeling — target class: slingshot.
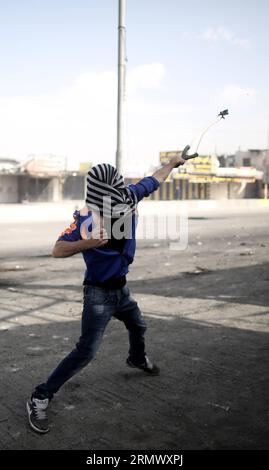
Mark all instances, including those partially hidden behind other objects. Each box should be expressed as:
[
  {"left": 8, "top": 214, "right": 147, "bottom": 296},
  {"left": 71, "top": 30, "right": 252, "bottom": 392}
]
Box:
[{"left": 175, "top": 109, "right": 229, "bottom": 165}]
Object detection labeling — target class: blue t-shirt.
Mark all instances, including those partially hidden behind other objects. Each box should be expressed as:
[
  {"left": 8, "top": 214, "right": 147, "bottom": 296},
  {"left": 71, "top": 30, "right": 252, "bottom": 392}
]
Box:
[{"left": 57, "top": 176, "right": 159, "bottom": 283}]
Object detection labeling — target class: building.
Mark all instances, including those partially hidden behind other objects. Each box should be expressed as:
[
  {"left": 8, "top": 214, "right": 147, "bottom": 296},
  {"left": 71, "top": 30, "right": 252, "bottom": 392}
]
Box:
[
  {"left": 0, "top": 158, "right": 21, "bottom": 203},
  {"left": 234, "top": 149, "right": 266, "bottom": 170},
  {"left": 0, "top": 155, "right": 89, "bottom": 203},
  {"left": 0, "top": 152, "right": 266, "bottom": 203},
  {"left": 234, "top": 149, "right": 269, "bottom": 185},
  {"left": 147, "top": 151, "right": 264, "bottom": 200}
]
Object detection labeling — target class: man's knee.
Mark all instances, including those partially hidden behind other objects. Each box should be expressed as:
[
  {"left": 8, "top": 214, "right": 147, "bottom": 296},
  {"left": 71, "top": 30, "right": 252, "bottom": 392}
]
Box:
[
  {"left": 127, "top": 321, "right": 147, "bottom": 334},
  {"left": 75, "top": 337, "right": 99, "bottom": 361}
]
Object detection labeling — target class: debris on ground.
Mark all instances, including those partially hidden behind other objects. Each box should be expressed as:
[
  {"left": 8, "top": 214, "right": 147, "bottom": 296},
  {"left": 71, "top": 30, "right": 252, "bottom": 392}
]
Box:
[
  {"left": 207, "top": 402, "right": 230, "bottom": 412},
  {"left": 185, "top": 266, "right": 213, "bottom": 276}
]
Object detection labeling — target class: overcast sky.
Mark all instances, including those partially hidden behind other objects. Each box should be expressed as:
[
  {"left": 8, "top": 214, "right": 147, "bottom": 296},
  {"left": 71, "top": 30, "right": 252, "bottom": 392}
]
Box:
[{"left": 0, "top": 0, "right": 268, "bottom": 174}]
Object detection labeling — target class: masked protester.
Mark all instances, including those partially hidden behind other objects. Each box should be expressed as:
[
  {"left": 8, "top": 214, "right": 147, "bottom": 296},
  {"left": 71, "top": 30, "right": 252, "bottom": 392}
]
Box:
[{"left": 27, "top": 156, "right": 185, "bottom": 434}]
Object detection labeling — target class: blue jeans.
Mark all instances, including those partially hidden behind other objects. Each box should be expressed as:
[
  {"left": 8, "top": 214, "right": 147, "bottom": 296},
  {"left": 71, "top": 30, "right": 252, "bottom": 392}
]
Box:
[{"left": 34, "top": 284, "right": 147, "bottom": 400}]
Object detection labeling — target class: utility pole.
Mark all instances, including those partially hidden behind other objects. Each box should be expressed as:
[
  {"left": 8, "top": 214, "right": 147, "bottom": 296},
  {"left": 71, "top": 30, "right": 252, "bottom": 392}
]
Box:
[
  {"left": 264, "top": 115, "right": 269, "bottom": 199},
  {"left": 116, "top": 0, "right": 126, "bottom": 175}
]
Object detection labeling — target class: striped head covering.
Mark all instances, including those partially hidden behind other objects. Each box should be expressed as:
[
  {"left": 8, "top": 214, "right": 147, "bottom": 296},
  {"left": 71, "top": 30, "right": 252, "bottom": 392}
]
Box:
[{"left": 86, "top": 163, "right": 137, "bottom": 216}]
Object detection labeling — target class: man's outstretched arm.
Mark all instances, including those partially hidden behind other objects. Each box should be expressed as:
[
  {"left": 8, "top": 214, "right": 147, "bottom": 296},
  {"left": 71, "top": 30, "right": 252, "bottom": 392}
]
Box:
[
  {"left": 152, "top": 154, "right": 185, "bottom": 184},
  {"left": 128, "top": 153, "right": 185, "bottom": 202}
]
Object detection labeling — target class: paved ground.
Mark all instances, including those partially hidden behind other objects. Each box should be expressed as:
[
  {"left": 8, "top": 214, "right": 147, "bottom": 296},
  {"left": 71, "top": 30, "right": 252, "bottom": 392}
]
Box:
[{"left": 0, "top": 203, "right": 269, "bottom": 450}]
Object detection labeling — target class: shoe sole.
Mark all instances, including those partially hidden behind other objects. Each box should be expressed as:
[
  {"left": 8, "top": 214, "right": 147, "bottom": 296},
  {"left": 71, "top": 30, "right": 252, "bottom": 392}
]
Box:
[
  {"left": 26, "top": 401, "right": 49, "bottom": 434},
  {"left": 142, "top": 368, "right": 160, "bottom": 376},
  {"left": 127, "top": 360, "right": 160, "bottom": 375}
]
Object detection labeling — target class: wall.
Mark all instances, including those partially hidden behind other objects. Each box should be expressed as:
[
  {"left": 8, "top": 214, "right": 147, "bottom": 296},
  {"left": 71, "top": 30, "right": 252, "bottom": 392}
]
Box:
[
  {"left": 228, "top": 181, "right": 260, "bottom": 199},
  {"left": 0, "top": 175, "right": 19, "bottom": 203},
  {"left": 18, "top": 175, "right": 53, "bottom": 202},
  {"left": 235, "top": 150, "right": 266, "bottom": 170},
  {"left": 209, "top": 182, "right": 228, "bottom": 200},
  {"left": 63, "top": 175, "right": 86, "bottom": 200}
]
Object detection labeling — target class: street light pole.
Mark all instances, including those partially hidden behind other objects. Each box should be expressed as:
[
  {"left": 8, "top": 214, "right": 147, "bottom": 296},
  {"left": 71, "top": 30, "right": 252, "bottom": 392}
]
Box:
[
  {"left": 264, "top": 115, "right": 269, "bottom": 199},
  {"left": 116, "top": 0, "right": 126, "bottom": 175}
]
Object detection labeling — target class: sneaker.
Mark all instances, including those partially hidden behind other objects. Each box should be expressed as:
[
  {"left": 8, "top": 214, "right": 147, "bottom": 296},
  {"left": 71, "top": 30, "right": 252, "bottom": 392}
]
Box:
[
  {"left": 26, "top": 397, "right": 49, "bottom": 434},
  {"left": 126, "top": 355, "right": 160, "bottom": 375}
]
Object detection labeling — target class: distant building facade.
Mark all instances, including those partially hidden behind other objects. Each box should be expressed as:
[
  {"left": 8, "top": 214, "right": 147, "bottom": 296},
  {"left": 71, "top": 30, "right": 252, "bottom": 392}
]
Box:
[
  {"left": 0, "top": 151, "right": 268, "bottom": 203},
  {"left": 234, "top": 149, "right": 269, "bottom": 184},
  {"left": 0, "top": 155, "right": 89, "bottom": 203},
  {"left": 150, "top": 150, "right": 264, "bottom": 200}
]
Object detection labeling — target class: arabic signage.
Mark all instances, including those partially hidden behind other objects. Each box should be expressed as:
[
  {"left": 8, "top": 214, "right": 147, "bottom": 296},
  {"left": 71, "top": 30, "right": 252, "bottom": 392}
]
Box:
[
  {"left": 160, "top": 151, "right": 219, "bottom": 173},
  {"left": 186, "top": 155, "right": 218, "bottom": 173},
  {"left": 173, "top": 173, "right": 256, "bottom": 183}
]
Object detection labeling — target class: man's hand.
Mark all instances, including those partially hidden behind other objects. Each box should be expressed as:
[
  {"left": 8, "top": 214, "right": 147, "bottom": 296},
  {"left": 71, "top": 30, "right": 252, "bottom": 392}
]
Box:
[
  {"left": 170, "top": 153, "right": 185, "bottom": 168},
  {"left": 90, "top": 227, "right": 108, "bottom": 247}
]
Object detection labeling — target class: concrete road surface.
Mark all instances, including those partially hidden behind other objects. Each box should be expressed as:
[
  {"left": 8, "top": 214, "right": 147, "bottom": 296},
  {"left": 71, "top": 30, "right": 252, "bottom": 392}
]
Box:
[{"left": 0, "top": 201, "right": 269, "bottom": 450}]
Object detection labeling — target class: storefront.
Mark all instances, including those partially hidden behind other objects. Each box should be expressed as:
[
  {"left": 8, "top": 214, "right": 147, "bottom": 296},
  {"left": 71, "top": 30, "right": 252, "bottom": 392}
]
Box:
[{"left": 148, "top": 152, "right": 263, "bottom": 200}]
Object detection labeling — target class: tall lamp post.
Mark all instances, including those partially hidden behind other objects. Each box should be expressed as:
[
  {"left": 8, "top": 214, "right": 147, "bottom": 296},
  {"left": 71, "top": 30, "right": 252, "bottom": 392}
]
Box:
[
  {"left": 116, "top": 0, "right": 126, "bottom": 175},
  {"left": 264, "top": 116, "right": 269, "bottom": 199}
]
